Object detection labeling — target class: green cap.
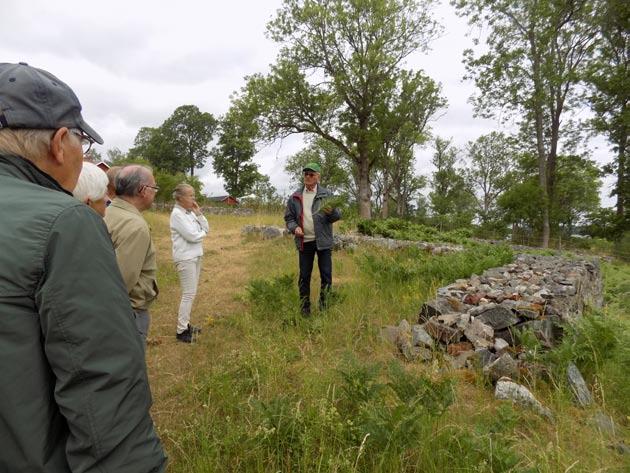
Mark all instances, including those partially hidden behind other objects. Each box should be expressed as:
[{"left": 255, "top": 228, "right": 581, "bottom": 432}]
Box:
[{"left": 303, "top": 162, "right": 321, "bottom": 173}]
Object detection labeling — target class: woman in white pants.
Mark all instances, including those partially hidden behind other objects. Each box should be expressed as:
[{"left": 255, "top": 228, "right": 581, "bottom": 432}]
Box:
[{"left": 170, "top": 183, "right": 209, "bottom": 343}]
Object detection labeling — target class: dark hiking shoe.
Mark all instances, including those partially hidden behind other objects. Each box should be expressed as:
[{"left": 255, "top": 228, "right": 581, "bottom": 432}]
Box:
[
  {"left": 188, "top": 323, "right": 202, "bottom": 334},
  {"left": 176, "top": 328, "right": 193, "bottom": 343}
]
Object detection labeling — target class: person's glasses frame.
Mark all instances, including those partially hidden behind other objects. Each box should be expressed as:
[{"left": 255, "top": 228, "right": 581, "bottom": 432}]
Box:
[
  {"left": 303, "top": 171, "right": 317, "bottom": 177},
  {"left": 69, "top": 128, "right": 94, "bottom": 155},
  {"left": 142, "top": 184, "right": 160, "bottom": 192}
]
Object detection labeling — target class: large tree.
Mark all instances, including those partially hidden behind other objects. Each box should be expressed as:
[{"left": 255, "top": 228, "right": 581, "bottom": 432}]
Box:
[
  {"left": 240, "top": 0, "right": 444, "bottom": 218},
  {"left": 585, "top": 0, "right": 629, "bottom": 223},
  {"left": 429, "top": 137, "right": 476, "bottom": 230},
  {"left": 373, "top": 70, "right": 444, "bottom": 217},
  {"left": 212, "top": 102, "right": 262, "bottom": 197},
  {"left": 129, "top": 106, "right": 217, "bottom": 176},
  {"left": 499, "top": 152, "right": 601, "bottom": 238},
  {"left": 285, "top": 138, "right": 357, "bottom": 197},
  {"left": 453, "top": 0, "right": 599, "bottom": 246},
  {"left": 162, "top": 105, "right": 217, "bottom": 177},
  {"left": 464, "top": 132, "right": 516, "bottom": 225}
]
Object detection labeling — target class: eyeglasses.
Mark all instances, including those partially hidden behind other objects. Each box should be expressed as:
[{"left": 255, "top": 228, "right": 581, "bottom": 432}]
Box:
[
  {"left": 69, "top": 128, "right": 94, "bottom": 155},
  {"left": 142, "top": 184, "right": 160, "bottom": 192},
  {"left": 303, "top": 172, "right": 317, "bottom": 177}
]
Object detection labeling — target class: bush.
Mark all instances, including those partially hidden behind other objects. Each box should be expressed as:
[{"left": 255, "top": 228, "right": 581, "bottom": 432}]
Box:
[
  {"left": 245, "top": 273, "right": 299, "bottom": 323},
  {"left": 613, "top": 231, "right": 630, "bottom": 261},
  {"left": 358, "top": 244, "right": 514, "bottom": 287},
  {"left": 357, "top": 218, "right": 472, "bottom": 244}
]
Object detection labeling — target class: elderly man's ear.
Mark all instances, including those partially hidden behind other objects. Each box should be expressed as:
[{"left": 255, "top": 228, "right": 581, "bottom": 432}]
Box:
[{"left": 48, "top": 128, "right": 71, "bottom": 165}]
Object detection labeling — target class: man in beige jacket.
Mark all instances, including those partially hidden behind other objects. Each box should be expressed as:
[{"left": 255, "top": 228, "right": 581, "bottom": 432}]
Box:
[{"left": 105, "top": 165, "right": 159, "bottom": 343}]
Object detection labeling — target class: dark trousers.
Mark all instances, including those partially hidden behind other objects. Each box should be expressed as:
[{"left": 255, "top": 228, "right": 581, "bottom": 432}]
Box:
[{"left": 298, "top": 241, "right": 332, "bottom": 312}]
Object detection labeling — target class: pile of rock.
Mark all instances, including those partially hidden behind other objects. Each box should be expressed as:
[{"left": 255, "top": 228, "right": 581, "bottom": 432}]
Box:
[
  {"left": 203, "top": 206, "right": 255, "bottom": 216},
  {"left": 383, "top": 254, "right": 603, "bottom": 378},
  {"left": 241, "top": 225, "right": 287, "bottom": 240},
  {"left": 333, "top": 233, "right": 462, "bottom": 255}
]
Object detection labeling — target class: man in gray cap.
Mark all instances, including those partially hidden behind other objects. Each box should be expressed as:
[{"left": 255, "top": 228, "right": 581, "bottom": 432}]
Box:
[{"left": 0, "top": 63, "right": 166, "bottom": 472}]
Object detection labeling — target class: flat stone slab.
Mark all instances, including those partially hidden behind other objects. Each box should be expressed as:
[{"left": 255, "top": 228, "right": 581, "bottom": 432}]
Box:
[{"left": 476, "top": 305, "right": 519, "bottom": 330}]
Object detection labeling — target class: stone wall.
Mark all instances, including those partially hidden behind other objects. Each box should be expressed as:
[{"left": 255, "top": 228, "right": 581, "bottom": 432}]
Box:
[
  {"left": 384, "top": 254, "right": 603, "bottom": 375},
  {"left": 333, "top": 233, "right": 463, "bottom": 255}
]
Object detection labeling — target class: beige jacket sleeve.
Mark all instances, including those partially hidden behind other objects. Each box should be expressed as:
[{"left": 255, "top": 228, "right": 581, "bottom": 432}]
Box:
[{"left": 113, "top": 221, "right": 151, "bottom": 294}]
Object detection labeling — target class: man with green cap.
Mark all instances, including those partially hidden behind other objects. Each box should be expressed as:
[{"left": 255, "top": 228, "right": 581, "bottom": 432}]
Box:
[{"left": 284, "top": 162, "right": 342, "bottom": 315}]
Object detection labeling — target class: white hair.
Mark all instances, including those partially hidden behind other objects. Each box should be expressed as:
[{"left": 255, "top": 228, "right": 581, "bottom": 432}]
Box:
[
  {"left": 73, "top": 162, "right": 108, "bottom": 203},
  {"left": 173, "top": 183, "right": 194, "bottom": 201},
  {"left": 0, "top": 128, "right": 55, "bottom": 161}
]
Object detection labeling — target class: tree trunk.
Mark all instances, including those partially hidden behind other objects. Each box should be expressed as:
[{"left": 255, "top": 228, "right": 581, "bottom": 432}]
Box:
[
  {"left": 617, "top": 139, "right": 626, "bottom": 217},
  {"left": 530, "top": 32, "right": 550, "bottom": 248},
  {"left": 381, "top": 168, "right": 390, "bottom": 218},
  {"left": 357, "top": 156, "right": 371, "bottom": 219}
]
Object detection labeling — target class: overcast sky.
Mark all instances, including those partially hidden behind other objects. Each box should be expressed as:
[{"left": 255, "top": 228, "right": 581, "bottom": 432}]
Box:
[{"left": 1, "top": 0, "right": 615, "bottom": 205}]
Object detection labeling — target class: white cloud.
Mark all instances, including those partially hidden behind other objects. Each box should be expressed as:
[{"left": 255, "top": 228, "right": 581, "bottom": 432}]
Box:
[{"left": 1, "top": 0, "right": 616, "bottom": 206}]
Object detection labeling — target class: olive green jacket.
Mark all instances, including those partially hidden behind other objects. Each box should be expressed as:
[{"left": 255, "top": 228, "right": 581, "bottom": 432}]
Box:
[
  {"left": 104, "top": 198, "right": 158, "bottom": 310},
  {"left": 0, "top": 154, "right": 167, "bottom": 472}
]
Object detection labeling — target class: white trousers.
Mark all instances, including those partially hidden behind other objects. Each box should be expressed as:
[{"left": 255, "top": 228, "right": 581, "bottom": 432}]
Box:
[{"left": 175, "top": 256, "right": 202, "bottom": 334}]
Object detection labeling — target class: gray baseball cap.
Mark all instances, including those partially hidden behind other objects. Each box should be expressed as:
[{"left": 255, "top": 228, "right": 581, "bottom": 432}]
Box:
[{"left": 0, "top": 62, "right": 103, "bottom": 144}]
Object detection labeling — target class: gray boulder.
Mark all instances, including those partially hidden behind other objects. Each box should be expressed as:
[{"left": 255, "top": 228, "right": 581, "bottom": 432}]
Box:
[
  {"left": 567, "top": 362, "right": 593, "bottom": 407},
  {"left": 495, "top": 377, "right": 554, "bottom": 422},
  {"left": 483, "top": 353, "right": 519, "bottom": 382},
  {"left": 411, "top": 325, "right": 434, "bottom": 348}
]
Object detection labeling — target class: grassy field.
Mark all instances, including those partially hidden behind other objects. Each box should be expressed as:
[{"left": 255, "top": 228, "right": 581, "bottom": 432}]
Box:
[{"left": 143, "top": 211, "right": 629, "bottom": 472}]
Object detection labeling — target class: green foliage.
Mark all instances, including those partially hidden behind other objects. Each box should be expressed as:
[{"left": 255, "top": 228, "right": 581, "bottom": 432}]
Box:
[
  {"left": 499, "top": 154, "right": 603, "bottom": 235},
  {"left": 239, "top": 0, "right": 445, "bottom": 217},
  {"left": 129, "top": 105, "right": 217, "bottom": 176},
  {"left": 614, "top": 231, "right": 630, "bottom": 261},
  {"left": 211, "top": 99, "right": 262, "bottom": 197},
  {"left": 316, "top": 194, "right": 349, "bottom": 216},
  {"left": 357, "top": 217, "right": 473, "bottom": 244},
  {"left": 241, "top": 174, "right": 284, "bottom": 211},
  {"left": 428, "top": 137, "right": 476, "bottom": 229},
  {"left": 584, "top": 207, "right": 625, "bottom": 240},
  {"left": 585, "top": 0, "right": 629, "bottom": 219},
  {"left": 284, "top": 137, "right": 357, "bottom": 196},
  {"left": 153, "top": 170, "right": 202, "bottom": 203},
  {"left": 537, "top": 261, "right": 630, "bottom": 417},
  {"left": 245, "top": 273, "right": 299, "bottom": 323},
  {"left": 453, "top": 0, "right": 600, "bottom": 247},
  {"left": 465, "top": 132, "right": 517, "bottom": 226},
  {"left": 358, "top": 243, "right": 514, "bottom": 288}
]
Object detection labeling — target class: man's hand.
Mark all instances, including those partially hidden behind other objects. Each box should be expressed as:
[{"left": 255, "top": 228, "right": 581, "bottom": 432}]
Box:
[
  {"left": 192, "top": 201, "right": 202, "bottom": 215},
  {"left": 294, "top": 227, "right": 304, "bottom": 236},
  {"left": 322, "top": 206, "right": 333, "bottom": 215}
]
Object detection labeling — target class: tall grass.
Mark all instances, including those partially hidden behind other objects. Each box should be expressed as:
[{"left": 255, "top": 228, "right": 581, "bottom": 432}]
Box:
[{"left": 149, "top": 214, "right": 628, "bottom": 472}]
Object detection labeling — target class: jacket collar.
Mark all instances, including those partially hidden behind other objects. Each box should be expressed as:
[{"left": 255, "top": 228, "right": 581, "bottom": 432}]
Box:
[
  {"left": 174, "top": 203, "right": 191, "bottom": 214},
  {"left": 293, "top": 184, "right": 328, "bottom": 198},
  {"left": 0, "top": 153, "right": 72, "bottom": 196},
  {"left": 109, "top": 196, "right": 143, "bottom": 217}
]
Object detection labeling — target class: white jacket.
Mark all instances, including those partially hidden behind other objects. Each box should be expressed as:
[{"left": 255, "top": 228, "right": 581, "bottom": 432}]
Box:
[{"left": 170, "top": 204, "right": 209, "bottom": 263}]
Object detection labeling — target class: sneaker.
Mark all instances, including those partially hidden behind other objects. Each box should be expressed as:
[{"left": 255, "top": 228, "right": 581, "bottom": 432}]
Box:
[
  {"left": 188, "top": 323, "right": 202, "bottom": 334},
  {"left": 176, "top": 328, "right": 193, "bottom": 343}
]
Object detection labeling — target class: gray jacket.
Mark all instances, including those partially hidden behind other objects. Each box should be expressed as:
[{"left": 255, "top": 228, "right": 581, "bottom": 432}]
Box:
[{"left": 284, "top": 185, "right": 341, "bottom": 250}]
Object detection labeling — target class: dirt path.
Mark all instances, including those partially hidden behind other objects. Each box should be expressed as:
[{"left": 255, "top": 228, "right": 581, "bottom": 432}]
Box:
[{"left": 143, "top": 212, "right": 281, "bottom": 432}]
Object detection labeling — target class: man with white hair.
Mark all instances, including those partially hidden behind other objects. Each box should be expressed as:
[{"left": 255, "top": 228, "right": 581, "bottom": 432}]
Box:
[
  {"left": 0, "top": 62, "right": 166, "bottom": 472},
  {"left": 73, "top": 161, "right": 110, "bottom": 216}
]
